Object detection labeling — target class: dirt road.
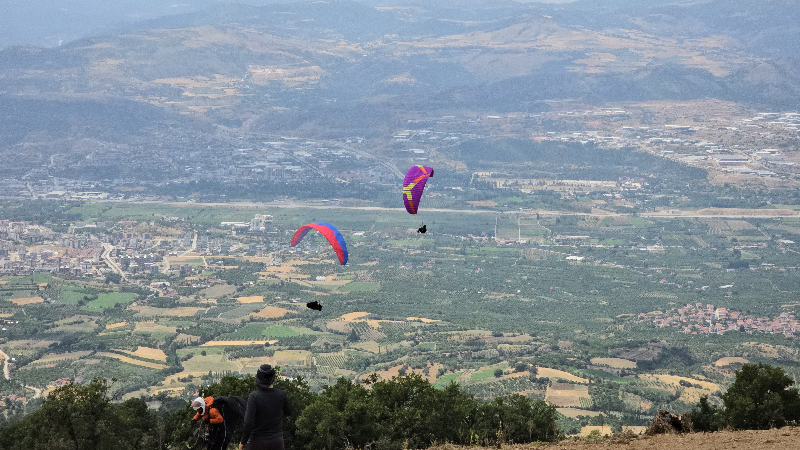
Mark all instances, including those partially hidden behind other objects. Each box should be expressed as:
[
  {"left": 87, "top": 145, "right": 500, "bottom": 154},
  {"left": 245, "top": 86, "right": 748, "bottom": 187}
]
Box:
[{"left": 0, "top": 348, "right": 10, "bottom": 380}]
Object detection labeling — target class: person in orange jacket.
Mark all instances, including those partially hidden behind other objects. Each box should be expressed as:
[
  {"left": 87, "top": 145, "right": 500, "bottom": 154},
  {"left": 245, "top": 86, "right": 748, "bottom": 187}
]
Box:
[{"left": 192, "top": 396, "right": 230, "bottom": 450}]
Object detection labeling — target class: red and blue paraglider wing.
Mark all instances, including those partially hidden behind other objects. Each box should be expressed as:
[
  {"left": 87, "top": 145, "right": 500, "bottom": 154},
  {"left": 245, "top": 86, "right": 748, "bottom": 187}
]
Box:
[
  {"left": 402, "top": 165, "right": 434, "bottom": 214},
  {"left": 290, "top": 222, "right": 348, "bottom": 265}
]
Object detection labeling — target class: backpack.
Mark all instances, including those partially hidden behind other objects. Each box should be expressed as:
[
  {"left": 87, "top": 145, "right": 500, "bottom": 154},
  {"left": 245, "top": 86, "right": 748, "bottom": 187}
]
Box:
[{"left": 210, "top": 396, "right": 248, "bottom": 423}]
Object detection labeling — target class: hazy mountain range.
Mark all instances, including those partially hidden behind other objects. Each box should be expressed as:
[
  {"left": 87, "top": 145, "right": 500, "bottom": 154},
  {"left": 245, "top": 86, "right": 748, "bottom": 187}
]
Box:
[{"left": 1, "top": 0, "right": 799, "bottom": 150}]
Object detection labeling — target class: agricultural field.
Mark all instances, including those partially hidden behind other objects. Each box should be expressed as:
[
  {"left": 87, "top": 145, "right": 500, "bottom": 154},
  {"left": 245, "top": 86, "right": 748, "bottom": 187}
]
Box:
[
  {"left": 250, "top": 305, "right": 297, "bottom": 319},
  {"left": 545, "top": 382, "right": 591, "bottom": 408},
  {"left": 5, "top": 201, "right": 800, "bottom": 427},
  {"left": 96, "top": 352, "right": 168, "bottom": 370},
  {"left": 83, "top": 292, "right": 137, "bottom": 311},
  {"left": 589, "top": 358, "right": 637, "bottom": 369}
]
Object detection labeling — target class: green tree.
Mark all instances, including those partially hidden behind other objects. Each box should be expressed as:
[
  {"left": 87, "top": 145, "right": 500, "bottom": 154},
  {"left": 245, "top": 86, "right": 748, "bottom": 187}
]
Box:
[
  {"left": 295, "top": 377, "right": 376, "bottom": 450},
  {"left": 0, "top": 378, "right": 161, "bottom": 450},
  {"left": 685, "top": 395, "right": 722, "bottom": 432},
  {"left": 722, "top": 363, "right": 800, "bottom": 430},
  {"left": 472, "top": 395, "right": 562, "bottom": 445}
]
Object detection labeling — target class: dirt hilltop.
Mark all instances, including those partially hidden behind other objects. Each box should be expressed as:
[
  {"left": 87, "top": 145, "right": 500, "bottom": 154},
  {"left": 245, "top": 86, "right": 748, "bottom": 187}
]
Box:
[{"left": 431, "top": 427, "right": 800, "bottom": 450}]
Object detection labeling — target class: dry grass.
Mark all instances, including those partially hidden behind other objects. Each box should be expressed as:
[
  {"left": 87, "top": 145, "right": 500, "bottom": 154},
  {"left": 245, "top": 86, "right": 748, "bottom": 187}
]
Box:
[
  {"left": 97, "top": 352, "right": 168, "bottom": 370},
  {"left": 237, "top": 296, "right": 264, "bottom": 303},
  {"left": 125, "top": 346, "right": 167, "bottom": 362},
  {"left": 273, "top": 350, "right": 311, "bottom": 365},
  {"left": 105, "top": 322, "right": 128, "bottom": 330},
  {"left": 742, "top": 342, "right": 783, "bottom": 359},
  {"left": 557, "top": 408, "right": 603, "bottom": 418},
  {"left": 590, "top": 357, "right": 637, "bottom": 369},
  {"left": 546, "top": 383, "right": 591, "bottom": 408},
  {"left": 180, "top": 353, "right": 239, "bottom": 374},
  {"left": 580, "top": 426, "right": 614, "bottom": 437},
  {"left": 407, "top": 317, "right": 440, "bottom": 323},
  {"left": 250, "top": 305, "right": 296, "bottom": 319},
  {"left": 639, "top": 374, "right": 719, "bottom": 391},
  {"left": 537, "top": 366, "right": 588, "bottom": 383},
  {"left": 325, "top": 321, "right": 354, "bottom": 333},
  {"left": 10, "top": 296, "right": 44, "bottom": 305},
  {"left": 134, "top": 321, "right": 178, "bottom": 334},
  {"left": 715, "top": 357, "right": 749, "bottom": 366},
  {"left": 339, "top": 312, "right": 371, "bottom": 321},
  {"left": 429, "top": 427, "right": 800, "bottom": 450}
]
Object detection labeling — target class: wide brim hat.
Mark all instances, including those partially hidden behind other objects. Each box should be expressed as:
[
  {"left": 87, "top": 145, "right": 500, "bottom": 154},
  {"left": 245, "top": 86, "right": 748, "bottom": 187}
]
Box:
[{"left": 256, "top": 364, "right": 276, "bottom": 388}]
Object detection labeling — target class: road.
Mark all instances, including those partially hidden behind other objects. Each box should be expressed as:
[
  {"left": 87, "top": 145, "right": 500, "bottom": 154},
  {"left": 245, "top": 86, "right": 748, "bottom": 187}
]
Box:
[
  {"left": 101, "top": 243, "right": 127, "bottom": 281},
  {"left": 0, "top": 348, "right": 10, "bottom": 380},
  {"left": 99, "top": 199, "right": 800, "bottom": 220}
]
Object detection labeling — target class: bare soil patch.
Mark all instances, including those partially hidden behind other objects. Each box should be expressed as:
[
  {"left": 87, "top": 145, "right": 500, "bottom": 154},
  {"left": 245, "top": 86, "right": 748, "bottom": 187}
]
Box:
[
  {"left": 250, "top": 305, "right": 296, "bottom": 319},
  {"left": 10, "top": 297, "right": 44, "bottom": 305}
]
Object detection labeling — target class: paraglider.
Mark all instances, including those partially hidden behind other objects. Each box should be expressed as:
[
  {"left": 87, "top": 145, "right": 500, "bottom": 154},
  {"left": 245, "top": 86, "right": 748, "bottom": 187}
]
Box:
[
  {"left": 402, "top": 165, "right": 433, "bottom": 215},
  {"left": 417, "top": 224, "right": 427, "bottom": 234},
  {"left": 290, "top": 222, "right": 348, "bottom": 265},
  {"left": 306, "top": 301, "right": 323, "bottom": 311}
]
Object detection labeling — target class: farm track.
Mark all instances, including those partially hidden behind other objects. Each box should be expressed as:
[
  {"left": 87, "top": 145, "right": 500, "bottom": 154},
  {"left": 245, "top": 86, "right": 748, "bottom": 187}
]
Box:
[{"left": 0, "top": 348, "right": 10, "bottom": 380}]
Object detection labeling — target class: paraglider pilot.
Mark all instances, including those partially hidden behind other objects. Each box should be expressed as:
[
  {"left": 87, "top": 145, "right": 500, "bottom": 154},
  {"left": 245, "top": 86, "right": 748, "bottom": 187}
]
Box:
[
  {"left": 192, "top": 395, "right": 240, "bottom": 450},
  {"left": 417, "top": 224, "right": 427, "bottom": 234}
]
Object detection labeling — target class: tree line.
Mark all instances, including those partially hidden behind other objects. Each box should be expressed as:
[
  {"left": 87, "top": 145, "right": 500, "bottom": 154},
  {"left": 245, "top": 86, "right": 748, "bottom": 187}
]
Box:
[
  {"left": 0, "top": 373, "right": 561, "bottom": 450},
  {"left": 1, "top": 363, "right": 799, "bottom": 450}
]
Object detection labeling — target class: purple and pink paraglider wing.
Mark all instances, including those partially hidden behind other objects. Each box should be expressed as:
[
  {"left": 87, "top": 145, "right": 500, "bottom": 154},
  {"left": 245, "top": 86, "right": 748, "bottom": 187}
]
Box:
[{"left": 402, "top": 165, "right": 433, "bottom": 214}]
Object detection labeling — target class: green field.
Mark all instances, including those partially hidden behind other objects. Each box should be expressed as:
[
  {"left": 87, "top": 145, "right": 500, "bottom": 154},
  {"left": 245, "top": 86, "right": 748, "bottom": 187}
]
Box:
[
  {"left": 263, "top": 325, "right": 300, "bottom": 338},
  {"left": 83, "top": 292, "right": 137, "bottom": 311},
  {"left": 338, "top": 282, "right": 380, "bottom": 292},
  {"left": 436, "top": 372, "right": 461, "bottom": 386},
  {"left": 471, "top": 363, "right": 509, "bottom": 381},
  {"left": 220, "top": 324, "right": 269, "bottom": 340},
  {"left": 388, "top": 238, "right": 435, "bottom": 248}
]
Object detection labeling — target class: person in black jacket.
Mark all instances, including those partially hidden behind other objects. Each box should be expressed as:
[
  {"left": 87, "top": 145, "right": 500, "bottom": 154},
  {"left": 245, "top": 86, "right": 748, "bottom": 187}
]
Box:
[{"left": 239, "top": 364, "right": 292, "bottom": 450}]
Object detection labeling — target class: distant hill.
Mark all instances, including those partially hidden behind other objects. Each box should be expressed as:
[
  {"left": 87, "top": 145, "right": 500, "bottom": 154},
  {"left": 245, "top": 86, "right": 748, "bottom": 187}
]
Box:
[{"left": 2, "top": 0, "right": 800, "bottom": 156}]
